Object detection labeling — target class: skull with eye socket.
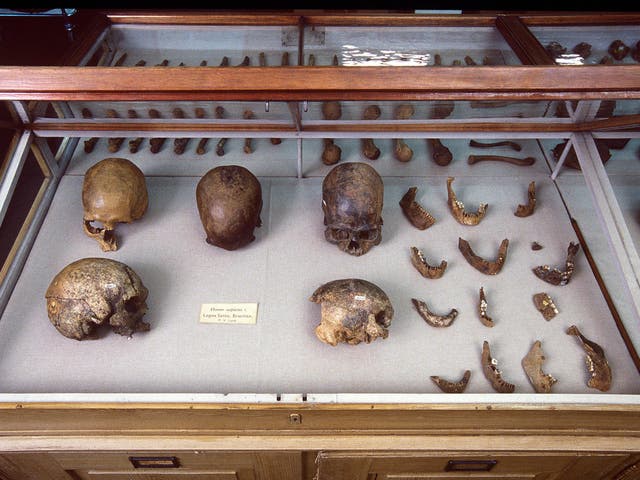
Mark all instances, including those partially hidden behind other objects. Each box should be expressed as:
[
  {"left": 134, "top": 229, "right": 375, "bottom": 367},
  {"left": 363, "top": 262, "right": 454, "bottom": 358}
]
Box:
[{"left": 322, "top": 162, "right": 383, "bottom": 256}]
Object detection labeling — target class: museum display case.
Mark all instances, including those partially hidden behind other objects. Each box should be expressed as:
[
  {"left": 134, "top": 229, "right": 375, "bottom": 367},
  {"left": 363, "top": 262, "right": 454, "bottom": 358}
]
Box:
[{"left": 1, "top": 10, "right": 640, "bottom": 480}]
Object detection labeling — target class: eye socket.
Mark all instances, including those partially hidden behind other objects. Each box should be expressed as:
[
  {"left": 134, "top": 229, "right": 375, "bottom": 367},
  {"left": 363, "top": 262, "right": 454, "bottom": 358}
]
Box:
[
  {"left": 329, "top": 228, "right": 350, "bottom": 240},
  {"left": 358, "top": 229, "right": 379, "bottom": 242}
]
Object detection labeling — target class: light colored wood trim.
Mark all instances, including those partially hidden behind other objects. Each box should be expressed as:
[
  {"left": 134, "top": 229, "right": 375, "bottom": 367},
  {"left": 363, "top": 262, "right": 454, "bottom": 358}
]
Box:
[
  {"left": 106, "top": 11, "right": 301, "bottom": 26},
  {"left": 0, "top": 66, "right": 639, "bottom": 102},
  {"left": 2, "top": 435, "right": 640, "bottom": 452},
  {"left": 301, "top": 14, "right": 497, "bottom": 26}
]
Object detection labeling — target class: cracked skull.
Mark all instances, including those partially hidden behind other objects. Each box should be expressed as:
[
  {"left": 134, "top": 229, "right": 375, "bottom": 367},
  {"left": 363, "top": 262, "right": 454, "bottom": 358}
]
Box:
[
  {"left": 82, "top": 157, "right": 148, "bottom": 252},
  {"left": 196, "top": 165, "right": 263, "bottom": 250},
  {"left": 309, "top": 278, "right": 394, "bottom": 346},
  {"left": 45, "top": 257, "right": 150, "bottom": 340},
  {"left": 322, "top": 162, "right": 383, "bottom": 256}
]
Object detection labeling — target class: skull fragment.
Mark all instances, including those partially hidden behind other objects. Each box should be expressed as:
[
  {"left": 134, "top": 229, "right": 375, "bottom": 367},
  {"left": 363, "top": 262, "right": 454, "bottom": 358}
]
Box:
[
  {"left": 82, "top": 157, "right": 148, "bottom": 252},
  {"left": 309, "top": 278, "right": 394, "bottom": 346},
  {"left": 322, "top": 162, "right": 383, "bottom": 256},
  {"left": 196, "top": 165, "right": 263, "bottom": 250},
  {"left": 45, "top": 257, "right": 150, "bottom": 340}
]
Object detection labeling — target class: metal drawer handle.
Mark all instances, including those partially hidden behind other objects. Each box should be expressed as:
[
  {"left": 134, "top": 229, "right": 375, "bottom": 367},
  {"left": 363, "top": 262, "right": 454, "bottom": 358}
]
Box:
[
  {"left": 445, "top": 459, "right": 497, "bottom": 472},
  {"left": 129, "top": 456, "right": 180, "bottom": 468}
]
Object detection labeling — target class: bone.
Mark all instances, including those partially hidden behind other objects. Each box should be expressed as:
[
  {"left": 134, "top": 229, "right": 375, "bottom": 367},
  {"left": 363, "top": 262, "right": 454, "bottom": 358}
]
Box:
[
  {"left": 608, "top": 39, "right": 630, "bottom": 60},
  {"left": 410, "top": 247, "right": 447, "bottom": 279},
  {"left": 172, "top": 107, "right": 189, "bottom": 155},
  {"left": 633, "top": 41, "right": 640, "bottom": 62},
  {"left": 464, "top": 55, "right": 476, "bottom": 66},
  {"left": 134, "top": 59, "right": 146, "bottom": 66},
  {"left": 514, "top": 181, "right": 536, "bottom": 217},
  {"left": 431, "top": 370, "right": 471, "bottom": 393},
  {"left": 411, "top": 298, "right": 458, "bottom": 328},
  {"left": 458, "top": 237, "right": 509, "bottom": 275},
  {"left": 533, "top": 241, "right": 580, "bottom": 286},
  {"left": 214, "top": 106, "right": 227, "bottom": 156},
  {"left": 155, "top": 59, "right": 169, "bottom": 66},
  {"left": 262, "top": 51, "right": 283, "bottom": 146},
  {"left": 320, "top": 55, "right": 342, "bottom": 165},
  {"left": 533, "top": 292, "right": 558, "bottom": 321},
  {"left": 452, "top": 59, "right": 462, "bottom": 66},
  {"left": 481, "top": 341, "right": 515, "bottom": 393},
  {"left": 572, "top": 42, "right": 592, "bottom": 58},
  {"left": 105, "top": 109, "right": 125, "bottom": 153},
  {"left": 399, "top": 187, "right": 435, "bottom": 230},
  {"left": 469, "top": 139, "right": 522, "bottom": 151},
  {"left": 242, "top": 110, "right": 255, "bottom": 154},
  {"left": 478, "top": 286, "right": 494, "bottom": 327},
  {"left": 522, "top": 340, "right": 557, "bottom": 393},
  {"left": 393, "top": 103, "right": 414, "bottom": 162},
  {"left": 148, "top": 109, "right": 165, "bottom": 153},
  {"left": 81, "top": 108, "right": 98, "bottom": 153},
  {"left": 236, "top": 55, "right": 250, "bottom": 67},
  {"left": 447, "top": 177, "right": 488, "bottom": 226},
  {"left": 468, "top": 155, "right": 536, "bottom": 166},
  {"left": 219, "top": 56, "right": 229, "bottom": 67},
  {"left": 431, "top": 101, "right": 454, "bottom": 119},
  {"left": 194, "top": 107, "right": 208, "bottom": 155},
  {"left": 433, "top": 54, "right": 442, "bottom": 66},
  {"left": 200, "top": 60, "right": 207, "bottom": 66},
  {"left": 567, "top": 325, "right": 612, "bottom": 392},
  {"left": 127, "top": 109, "right": 144, "bottom": 153},
  {"left": 321, "top": 139, "right": 341, "bottom": 165},
  {"left": 531, "top": 241, "right": 544, "bottom": 251},
  {"left": 361, "top": 105, "right": 381, "bottom": 160},
  {"left": 113, "top": 52, "right": 127, "bottom": 66},
  {"left": 427, "top": 138, "right": 452, "bottom": 166}
]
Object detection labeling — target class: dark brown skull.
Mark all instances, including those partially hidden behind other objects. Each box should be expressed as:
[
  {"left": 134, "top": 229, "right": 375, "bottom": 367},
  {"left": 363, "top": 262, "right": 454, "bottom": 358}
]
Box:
[
  {"left": 45, "top": 257, "right": 150, "bottom": 340},
  {"left": 309, "top": 278, "right": 394, "bottom": 346},
  {"left": 196, "top": 165, "right": 263, "bottom": 250},
  {"left": 82, "top": 157, "right": 148, "bottom": 252},
  {"left": 322, "top": 162, "right": 383, "bottom": 256}
]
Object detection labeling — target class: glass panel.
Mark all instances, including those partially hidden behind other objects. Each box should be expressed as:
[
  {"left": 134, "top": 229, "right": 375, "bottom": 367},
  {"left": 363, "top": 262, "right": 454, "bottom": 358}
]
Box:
[
  {"left": 529, "top": 25, "right": 640, "bottom": 65},
  {"left": 303, "top": 26, "right": 522, "bottom": 66},
  {"left": 105, "top": 25, "right": 296, "bottom": 67}
]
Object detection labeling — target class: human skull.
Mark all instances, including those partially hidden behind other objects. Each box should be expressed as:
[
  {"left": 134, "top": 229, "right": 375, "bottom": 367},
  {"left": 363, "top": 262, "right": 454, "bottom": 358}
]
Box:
[
  {"left": 196, "top": 165, "right": 262, "bottom": 250},
  {"left": 309, "top": 278, "right": 394, "bottom": 346},
  {"left": 322, "top": 162, "right": 383, "bottom": 256},
  {"left": 82, "top": 157, "right": 148, "bottom": 252},
  {"left": 45, "top": 257, "right": 150, "bottom": 340}
]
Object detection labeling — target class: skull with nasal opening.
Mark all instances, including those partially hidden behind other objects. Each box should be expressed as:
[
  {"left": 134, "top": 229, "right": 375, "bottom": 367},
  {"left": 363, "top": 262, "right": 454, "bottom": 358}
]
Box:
[{"left": 322, "top": 162, "right": 384, "bottom": 256}]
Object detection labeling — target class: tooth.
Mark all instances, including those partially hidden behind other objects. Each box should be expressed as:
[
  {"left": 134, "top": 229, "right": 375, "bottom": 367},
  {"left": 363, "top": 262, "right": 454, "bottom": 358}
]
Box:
[
  {"left": 478, "top": 286, "right": 495, "bottom": 327},
  {"left": 431, "top": 370, "right": 471, "bottom": 393},
  {"left": 400, "top": 187, "right": 436, "bottom": 230},
  {"left": 567, "top": 325, "right": 612, "bottom": 392},
  {"left": 447, "top": 177, "right": 487, "bottom": 226},
  {"left": 522, "top": 340, "right": 557, "bottom": 393},
  {"left": 481, "top": 341, "right": 515, "bottom": 393},
  {"left": 410, "top": 247, "right": 447, "bottom": 279},
  {"left": 533, "top": 242, "right": 580, "bottom": 286},
  {"left": 533, "top": 292, "right": 558, "bottom": 321}
]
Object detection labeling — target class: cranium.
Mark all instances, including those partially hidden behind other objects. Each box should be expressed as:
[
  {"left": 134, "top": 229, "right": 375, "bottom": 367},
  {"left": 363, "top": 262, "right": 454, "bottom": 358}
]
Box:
[
  {"left": 196, "top": 165, "right": 262, "bottom": 250},
  {"left": 309, "top": 278, "right": 394, "bottom": 346},
  {"left": 322, "top": 162, "right": 383, "bottom": 256},
  {"left": 82, "top": 157, "right": 148, "bottom": 252},
  {"left": 45, "top": 257, "right": 150, "bottom": 340}
]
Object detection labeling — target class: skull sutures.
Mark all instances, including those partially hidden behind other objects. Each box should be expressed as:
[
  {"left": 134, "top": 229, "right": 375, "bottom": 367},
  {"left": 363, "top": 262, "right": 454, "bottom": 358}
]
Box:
[
  {"left": 196, "top": 165, "right": 262, "bottom": 250},
  {"left": 82, "top": 157, "right": 148, "bottom": 252},
  {"left": 322, "top": 162, "right": 383, "bottom": 256},
  {"left": 309, "top": 278, "right": 394, "bottom": 346},
  {"left": 45, "top": 257, "right": 150, "bottom": 340}
]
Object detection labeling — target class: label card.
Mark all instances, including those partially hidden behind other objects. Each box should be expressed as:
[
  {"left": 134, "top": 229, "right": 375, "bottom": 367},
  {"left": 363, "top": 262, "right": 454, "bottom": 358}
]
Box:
[{"left": 199, "top": 303, "right": 258, "bottom": 325}]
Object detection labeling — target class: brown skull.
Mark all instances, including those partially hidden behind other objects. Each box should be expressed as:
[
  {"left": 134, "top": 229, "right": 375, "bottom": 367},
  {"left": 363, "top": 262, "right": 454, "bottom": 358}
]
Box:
[
  {"left": 82, "top": 157, "right": 148, "bottom": 252},
  {"left": 309, "top": 278, "right": 394, "bottom": 346},
  {"left": 322, "top": 162, "right": 383, "bottom": 256},
  {"left": 45, "top": 257, "right": 150, "bottom": 340},
  {"left": 196, "top": 165, "right": 263, "bottom": 250}
]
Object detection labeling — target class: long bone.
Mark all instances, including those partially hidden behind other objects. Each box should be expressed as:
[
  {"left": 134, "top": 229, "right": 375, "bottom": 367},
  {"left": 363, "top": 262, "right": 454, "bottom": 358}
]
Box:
[
  {"left": 393, "top": 103, "right": 414, "bottom": 162},
  {"left": 148, "top": 109, "right": 165, "bottom": 153},
  {"left": 468, "top": 155, "right": 536, "bottom": 166},
  {"left": 427, "top": 138, "right": 452, "bottom": 166},
  {"left": 81, "top": 107, "right": 98, "bottom": 153},
  {"left": 105, "top": 109, "right": 124, "bottom": 153},
  {"left": 320, "top": 55, "right": 342, "bottom": 165},
  {"left": 361, "top": 105, "right": 381, "bottom": 160},
  {"left": 172, "top": 107, "right": 189, "bottom": 155},
  {"left": 127, "top": 109, "right": 144, "bottom": 153},
  {"left": 214, "top": 106, "right": 227, "bottom": 156},
  {"left": 469, "top": 139, "right": 522, "bottom": 151},
  {"left": 195, "top": 107, "right": 208, "bottom": 155}
]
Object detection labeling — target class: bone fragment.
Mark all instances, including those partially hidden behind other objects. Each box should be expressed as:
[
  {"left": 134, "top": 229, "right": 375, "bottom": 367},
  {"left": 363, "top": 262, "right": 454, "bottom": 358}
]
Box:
[
  {"left": 515, "top": 181, "right": 536, "bottom": 217},
  {"left": 134, "top": 59, "right": 146, "bottom": 66},
  {"left": 219, "top": 56, "right": 229, "bottom": 67},
  {"left": 531, "top": 241, "right": 544, "bottom": 251},
  {"left": 155, "top": 59, "right": 169, "bottom": 66},
  {"left": 148, "top": 109, "right": 166, "bottom": 153},
  {"left": 608, "top": 39, "right": 630, "bottom": 60},
  {"left": 431, "top": 370, "right": 471, "bottom": 393},
  {"left": 200, "top": 60, "right": 207, "bottom": 66},
  {"left": 393, "top": 103, "right": 414, "bottom": 162},
  {"left": 411, "top": 298, "right": 458, "bottom": 328},
  {"left": 533, "top": 242, "right": 580, "bottom": 286},
  {"left": 214, "top": 106, "right": 227, "bottom": 156},
  {"left": 567, "top": 325, "right": 612, "bottom": 392},
  {"left": 459, "top": 237, "right": 509, "bottom": 275},
  {"left": 522, "top": 340, "right": 557, "bottom": 393},
  {"left": 433, "top": 54, "right": 442, "bottom": 66},
  {"left": 81, "top": 108, "right": 98, "bottom": 153},
  {"left": 468, "top": 155, "right": 536, "bottom": 166},
  {"left": 243, "top": 110, "right": 255, "bottom": 154},
  {"left": 482, "top": 341, "right": 515, "bottom": 393},
  {"left": 428, "top": 138, "right": 452, "bottom": 166},
  {"left": 105, "top": 109, "right": 125, "bottom": 153},
  {"left": 361, "top": 105, "right": 381, "bottom": 160},
  {"left": 399, "top": 187, "right": 435, "bottom": 230},
  {"left": 195, "top": 107, "right": 208, "bottom": 154},
  {"left": 236, "top": 55, "right": 250, "bottom": 66},
  {"left": 127, "top": 109, "right": 144, "bottom": 153},
  {"left": 469, "top": 139, "right": 522, "bottom": 151},
  {"left": 172, "top": 107, "right": 189, "bottom": 155},
  {"left": 478, "top": 286, "right": 494, "bottom": 327},
  {"left": 533, "top": 292, "right": 558, "bottom": 321},
  {"left": 410, "top": 247, "right": 447, "bottom": 279},
  {"left": 447, "top": 177, "right": 488, "bottom": 226},
  {"left": 464, "top": 55, "right": 476, "bottom": 65},
  {"left": 321, "top": 139, "right": 341, "bottom": 165}
]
